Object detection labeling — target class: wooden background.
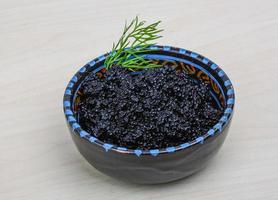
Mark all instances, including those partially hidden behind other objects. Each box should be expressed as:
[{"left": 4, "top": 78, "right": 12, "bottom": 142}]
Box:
[{"left": 1, "top": 0, "right": 278, "bottom": 199}]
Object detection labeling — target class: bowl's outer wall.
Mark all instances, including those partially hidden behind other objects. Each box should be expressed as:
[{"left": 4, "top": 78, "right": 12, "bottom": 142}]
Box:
[
  {"left": 69, "top": 121, "right": 231, "bottom": 184},
  {"left": 64, "top": 46, "right": 235, "bottom": 184}
]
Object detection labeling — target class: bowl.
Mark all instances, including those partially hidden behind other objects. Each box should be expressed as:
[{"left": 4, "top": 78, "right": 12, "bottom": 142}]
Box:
[{"left": 63, "top": 45, "right": 235, "bottom": 184}]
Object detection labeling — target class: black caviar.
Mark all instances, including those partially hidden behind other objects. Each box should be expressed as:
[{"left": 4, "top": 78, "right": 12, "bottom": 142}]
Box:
[{"left": 77, "top": 66, "right": 223, "bottom": 150}]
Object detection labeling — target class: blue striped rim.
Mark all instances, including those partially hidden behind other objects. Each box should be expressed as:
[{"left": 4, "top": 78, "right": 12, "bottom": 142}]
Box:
[
  {"left": 65, "top": 109, "right": 73, "bottom": 115},
  {"left": 64, "top": 101, "right": 70, "bottom": 107},
  {"left": 68, "top": 116, "right": 76, "bottom": 122},
  {"left": 166, "top": 147, "right": 176, "bottom": 153},
  {"left": 89, "top": 60, "right": 96, "bottom": 66},
  {"left": 103, "top": 143, "right": 114, "bottom": 152},
  {"left": 89, "top": 136, "right": 97, "bottom": 143},
  {"left": 163, "top": 46, "right": 171, "bottom": 51},
  {"left": 150, "top": 149, "right": 160, "bottom": 156},
  {"left": 224, "top": 80, "right": 231, "bottom": 86},
  {"left": 65, "top": 89, "right": 71, "bottom": 95},
  {"left": 150, "top": 46, "right": 158, "bottom": 50},
  {"left": 227, "top": 98, "right": 235, "bottom": 104},
  {"left": 190, "top": 52, "right": 198, "bottom": 58},
  {"left": 179, "top": 49, "right": 186, "bottom": 54},
  {"left": 208, "top": 129, "right": 215, "bottom": 136},
  {"left": 80, "top": 130, "right": 89, "bottom": 137},
  {"left": 196, "top": 136, "right": 205, "bottom": 144},
  {"left": 213, "top": 123, "right": 222, "bottom": 132},
  {"left": 225, "top": 108, "right": 233, "bottom": 114},
  {"left": 63, "top": 45, "right": 235, "bottom": 157},
  {"left": 202, "top": 58, "right": 209, "bottom": 64},
  {"left": 218, "top": 70, "right": 225, "bottom": 77},
  {"left": 79, "top": 67, "right": 86, "bottom": 73},
  {"left": 117, "top": 147, "right": 128, "bottom": 151},
  {"left": 71, "top": 76, "right": 78, "bottom": 83},
  {"left": 211, "top": 63, "right": 218, "bottom": 70},
  {"left": 180, "top": 143, "right": 190, "bottom": 149},
  {"left": 68, "top": 82, "right": 74, "bottom": 88},
  {"left": 72, "top": 123, "right": 80, "bottom": 130},
  {"left": 227, "top": 89, "right": 234, "bottom": 95},
  {"left": 134, "top": 149, "right": 143, "bottom": 157}
]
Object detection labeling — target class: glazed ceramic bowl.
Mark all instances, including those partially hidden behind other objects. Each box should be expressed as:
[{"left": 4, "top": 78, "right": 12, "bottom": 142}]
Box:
[{"left": 63, "top": 45, "right": 235, "bottom": 184}]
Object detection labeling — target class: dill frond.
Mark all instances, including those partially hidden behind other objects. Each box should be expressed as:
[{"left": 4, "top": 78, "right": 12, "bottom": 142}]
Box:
[{"left": 104, "top": 16, "right": 163, "bottom": 69}]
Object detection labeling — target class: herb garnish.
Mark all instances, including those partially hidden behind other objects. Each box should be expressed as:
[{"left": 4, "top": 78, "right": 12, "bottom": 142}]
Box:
[{"left": 104, "top": 16, "right": 163, "bottom": 70}]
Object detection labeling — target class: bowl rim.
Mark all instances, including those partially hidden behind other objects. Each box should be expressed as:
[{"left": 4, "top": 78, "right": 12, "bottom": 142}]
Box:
[{"left": 63, "top": 45, "right": 235, "bottom": 157}]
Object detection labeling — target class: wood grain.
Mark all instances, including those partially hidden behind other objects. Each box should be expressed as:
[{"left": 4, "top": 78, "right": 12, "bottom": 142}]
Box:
[{"left": 1, "top": 0, "right": 278, "bottom": 199}]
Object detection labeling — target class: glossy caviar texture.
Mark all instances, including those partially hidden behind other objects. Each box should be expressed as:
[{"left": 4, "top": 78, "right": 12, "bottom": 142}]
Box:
[{"left": 77, "top": 66, "right": 223, "bottom": 150}]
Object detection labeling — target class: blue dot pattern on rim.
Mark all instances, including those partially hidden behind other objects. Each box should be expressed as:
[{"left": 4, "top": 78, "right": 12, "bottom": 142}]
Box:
[{"left": 63, "top": 45, "right": 235, "bottom": 157}]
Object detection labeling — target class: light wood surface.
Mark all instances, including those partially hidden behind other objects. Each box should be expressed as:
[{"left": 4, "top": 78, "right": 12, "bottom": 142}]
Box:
[{"left": 1, "top": 0, "right": 278, "bottom": 199}]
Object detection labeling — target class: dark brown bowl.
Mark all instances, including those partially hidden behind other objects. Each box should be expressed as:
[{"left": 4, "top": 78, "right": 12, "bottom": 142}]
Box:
[{"left": 63, "top": 45, "right": 235, "bottom": 184}]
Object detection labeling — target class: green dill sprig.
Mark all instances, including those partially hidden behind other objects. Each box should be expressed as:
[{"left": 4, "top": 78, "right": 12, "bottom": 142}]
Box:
[{"left": 104, "top": 16, "right": 163, "bottom": 69}]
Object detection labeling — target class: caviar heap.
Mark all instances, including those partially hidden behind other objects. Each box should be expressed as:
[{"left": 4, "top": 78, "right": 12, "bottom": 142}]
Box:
[{"left": 77, "top": 66, "right": 223, "bottom": 150}]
